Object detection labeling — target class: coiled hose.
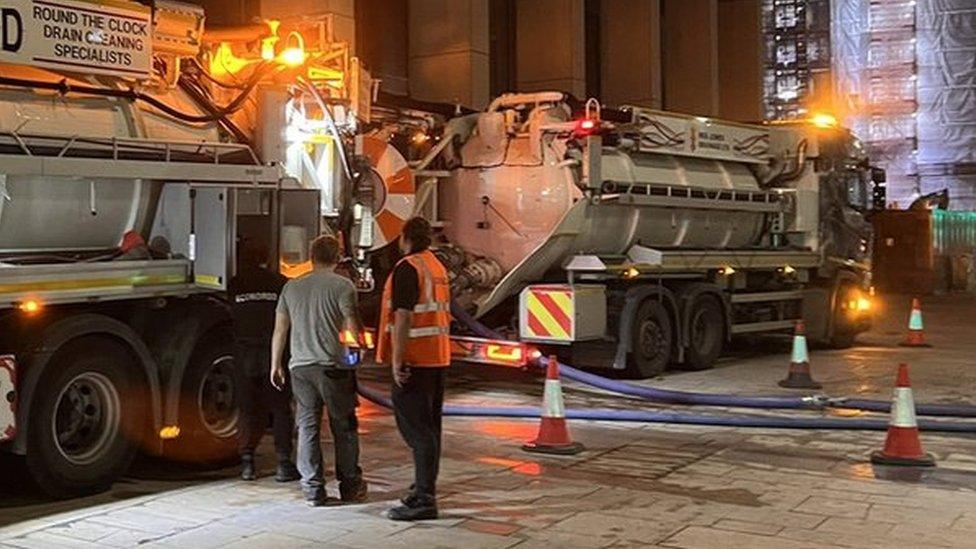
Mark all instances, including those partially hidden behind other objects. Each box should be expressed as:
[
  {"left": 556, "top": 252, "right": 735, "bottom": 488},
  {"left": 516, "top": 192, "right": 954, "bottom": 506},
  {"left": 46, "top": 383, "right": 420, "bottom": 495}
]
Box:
[
  {"left": 449, "top": 301, "right": 976, "bottom": 418},
  {"left": 357, "top": 384, "right": 976, "bottom": 433}
]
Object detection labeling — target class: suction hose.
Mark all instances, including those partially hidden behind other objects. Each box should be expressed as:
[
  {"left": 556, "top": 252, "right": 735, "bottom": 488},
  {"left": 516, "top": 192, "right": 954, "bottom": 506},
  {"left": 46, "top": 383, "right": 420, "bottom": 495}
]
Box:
[
  {"left": 449, "top": 301, "right": 976, "bottom": 418},
  {"left": 357, "top": 384, "right": 976, "bottom": 433}
]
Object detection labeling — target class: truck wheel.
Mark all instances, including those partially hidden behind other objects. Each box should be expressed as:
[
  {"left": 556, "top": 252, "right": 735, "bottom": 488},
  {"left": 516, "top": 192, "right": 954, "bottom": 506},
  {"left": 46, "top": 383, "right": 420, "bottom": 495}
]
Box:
[
  {"left": 681, "top": 295, "right": 725, "bottom": 371},
  {"left": 628, "top": 299, "right": 673, "bottom": 378},
  {"left": 829, "top": 285, "right": 859, "bottom": 349},
  {"left": 26, "top": 338, "right": 140, "bottom": 498},
  {"left": 169, "top": 337, "right": 241, "bottom": 466}
]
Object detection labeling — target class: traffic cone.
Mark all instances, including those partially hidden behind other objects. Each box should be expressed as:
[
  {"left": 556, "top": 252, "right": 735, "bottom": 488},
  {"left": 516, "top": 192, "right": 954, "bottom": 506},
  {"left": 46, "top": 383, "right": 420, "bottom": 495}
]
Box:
[
  {"left": 899, "top": 297, "right": 932, "bottom": 348},
  {"left": 871, "top": 363, "right": 935, "bottom": 467},
  {"left": 522, "top": 356, "right": 584, "bottom": 455},
  {"left": 778, "top": 320, "right": 822, "bottom": 389}
]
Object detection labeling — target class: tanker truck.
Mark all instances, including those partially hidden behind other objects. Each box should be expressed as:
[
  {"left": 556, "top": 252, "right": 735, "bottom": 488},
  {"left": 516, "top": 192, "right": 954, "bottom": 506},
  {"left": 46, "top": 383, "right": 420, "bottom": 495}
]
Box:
[
  {"left": 0, "top": 0, "right": 369, "bottom": 496},
  {"left": 362, "top": 93, "right": 883, "bottom": 377}
]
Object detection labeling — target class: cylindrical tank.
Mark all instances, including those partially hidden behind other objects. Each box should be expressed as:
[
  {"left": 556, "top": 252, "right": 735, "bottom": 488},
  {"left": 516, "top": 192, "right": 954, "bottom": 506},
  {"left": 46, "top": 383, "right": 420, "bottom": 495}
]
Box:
[
  {"left": 0, "top": 65, "right": 221, "bottom": 255},
  {"left": 439, "top": 109, "right": 767, "bottom": 273}
]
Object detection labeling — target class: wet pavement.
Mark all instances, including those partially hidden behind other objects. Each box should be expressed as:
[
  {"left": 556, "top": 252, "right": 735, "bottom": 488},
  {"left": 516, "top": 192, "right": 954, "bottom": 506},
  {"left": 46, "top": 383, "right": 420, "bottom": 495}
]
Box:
[{"left": 2, "top": 293, "right": 976, "bottom": 548}]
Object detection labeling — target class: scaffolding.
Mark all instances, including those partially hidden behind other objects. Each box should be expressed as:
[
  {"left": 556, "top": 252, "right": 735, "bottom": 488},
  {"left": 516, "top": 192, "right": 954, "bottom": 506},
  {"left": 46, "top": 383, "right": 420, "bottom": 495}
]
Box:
[{"left": 762, "top": 0, "right": 832, "bottom": 120}]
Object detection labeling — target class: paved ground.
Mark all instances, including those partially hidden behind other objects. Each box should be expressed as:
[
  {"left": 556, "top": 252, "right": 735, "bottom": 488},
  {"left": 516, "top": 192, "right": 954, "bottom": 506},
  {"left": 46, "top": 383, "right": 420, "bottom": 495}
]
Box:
[{"left": 2, "top": 293, "right": 976, "bottom": 548}]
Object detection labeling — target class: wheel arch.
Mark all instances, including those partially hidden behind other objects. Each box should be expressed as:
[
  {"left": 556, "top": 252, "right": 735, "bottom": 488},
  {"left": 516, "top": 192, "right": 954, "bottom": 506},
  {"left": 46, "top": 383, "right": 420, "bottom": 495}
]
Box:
[
  {"left": 12, "top": 313, "right": 162, "bottom": 455},
  {"left": 612, "top": 284, "right": 679, "bottom": 369}
]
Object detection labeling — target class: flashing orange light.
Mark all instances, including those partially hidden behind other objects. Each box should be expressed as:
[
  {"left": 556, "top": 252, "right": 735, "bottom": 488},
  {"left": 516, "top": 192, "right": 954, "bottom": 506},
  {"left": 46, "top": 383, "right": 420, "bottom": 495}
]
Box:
[
  {"left": 810, "top": 112, "right": 838, "bottom": 128},
  {"left": 19, "top": 300, "right": 41, "bottom": 314},
  {"left": 718, "top": 266, "right": 736, "bottom": 276},
  {"left": 159, "top": 425, "right": 181, "bottom": 440},
  {"left": 280, "top": 260, "right": 313, "bottom": 279},
  {"left": 363, "top": 330, "right": 375, "bottom": 350},
  {"left": 279, "top": 31, "right": 306, "bottom": 67},
  {"left": 622, "top": 266, "right": 640, "bottom": 279}
]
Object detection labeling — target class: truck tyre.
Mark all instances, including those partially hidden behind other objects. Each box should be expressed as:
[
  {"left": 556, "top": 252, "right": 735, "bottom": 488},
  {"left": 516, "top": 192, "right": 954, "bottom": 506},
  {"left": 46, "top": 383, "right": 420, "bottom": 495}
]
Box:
[
  {"left": 26, "top": 338, "right": 140, "bottom": 498},
  {"left": 168, "top": 336, "right": 242, "bottom": 467},
  {"left": 681, "top": 295, "right": 725, "bottom": 371},
  {"left": 627, "top": 299, "right": 673, "bottom": 378}
]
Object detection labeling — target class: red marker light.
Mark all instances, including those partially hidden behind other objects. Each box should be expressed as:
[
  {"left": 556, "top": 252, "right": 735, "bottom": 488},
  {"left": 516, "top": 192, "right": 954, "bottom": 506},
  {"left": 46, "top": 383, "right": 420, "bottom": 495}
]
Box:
[{"left": 580, "top": 119, "right": 596, "bottom": 130}]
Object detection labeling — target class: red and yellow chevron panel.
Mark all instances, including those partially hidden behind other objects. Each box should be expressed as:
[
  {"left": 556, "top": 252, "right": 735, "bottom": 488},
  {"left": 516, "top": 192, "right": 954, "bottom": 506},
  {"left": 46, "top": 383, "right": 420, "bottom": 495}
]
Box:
[{"left": 522, "top": 285, "right": 574, "bottom": 341}]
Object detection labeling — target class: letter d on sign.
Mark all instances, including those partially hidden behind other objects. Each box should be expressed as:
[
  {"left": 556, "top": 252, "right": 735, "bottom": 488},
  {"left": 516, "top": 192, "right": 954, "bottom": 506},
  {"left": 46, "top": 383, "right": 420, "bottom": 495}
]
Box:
[{"left": 1, "top": 8, "right": 22, "bottom": 53}]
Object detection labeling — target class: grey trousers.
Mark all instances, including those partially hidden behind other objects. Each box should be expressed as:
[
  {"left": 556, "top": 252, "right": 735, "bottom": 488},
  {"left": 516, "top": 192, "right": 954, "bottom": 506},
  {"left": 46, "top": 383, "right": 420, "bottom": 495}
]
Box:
[{"left": 291, "top": 366, "right": 363, "bottom": 499}]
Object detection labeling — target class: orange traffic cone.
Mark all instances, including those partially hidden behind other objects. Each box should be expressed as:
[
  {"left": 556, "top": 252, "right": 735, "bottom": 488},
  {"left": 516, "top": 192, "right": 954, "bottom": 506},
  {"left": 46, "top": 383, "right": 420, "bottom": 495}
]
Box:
[
  {"left": 522, "top": 356, "right": 584, "bottom": 455},
  {"left": 899, "top": 297, "right": 931, "bottom": 348},
  {"left": 778, "top": 320, "right": 822, "bottom": 389},
  {"left": 871, "top": 363, "right": 935, "bottom": 467}
]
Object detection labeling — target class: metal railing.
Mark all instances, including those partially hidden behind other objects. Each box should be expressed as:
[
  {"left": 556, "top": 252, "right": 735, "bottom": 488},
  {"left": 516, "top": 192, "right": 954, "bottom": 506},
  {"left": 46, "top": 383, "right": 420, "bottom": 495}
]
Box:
[{"left": 0, "top": 130, "right": 262, "bottom": 166}]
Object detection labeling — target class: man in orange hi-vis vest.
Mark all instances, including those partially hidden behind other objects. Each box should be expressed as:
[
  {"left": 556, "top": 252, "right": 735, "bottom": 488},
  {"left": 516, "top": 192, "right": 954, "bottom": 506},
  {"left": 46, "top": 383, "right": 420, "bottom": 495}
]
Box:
[{"left": 376, "top": 217, "right": 451, "bottom": 521}]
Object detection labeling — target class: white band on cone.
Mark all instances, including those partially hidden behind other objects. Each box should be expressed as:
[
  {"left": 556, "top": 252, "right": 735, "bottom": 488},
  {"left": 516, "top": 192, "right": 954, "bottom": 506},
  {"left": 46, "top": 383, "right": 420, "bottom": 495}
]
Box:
[
  {"left": 890, "top": 387, "right": 918, "bottom": 428},
  {"left": 791, "top": 335, "right": 809, "bottom": 364},
  {"left": 542, "top": 379, "right": 566, "bottom": 418}
]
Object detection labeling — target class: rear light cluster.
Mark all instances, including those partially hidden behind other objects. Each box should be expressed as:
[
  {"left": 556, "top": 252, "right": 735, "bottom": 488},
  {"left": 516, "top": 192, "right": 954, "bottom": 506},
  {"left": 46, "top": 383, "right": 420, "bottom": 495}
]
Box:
[{"left": 450, "top": 336, "right": 540, "bottom": 368}]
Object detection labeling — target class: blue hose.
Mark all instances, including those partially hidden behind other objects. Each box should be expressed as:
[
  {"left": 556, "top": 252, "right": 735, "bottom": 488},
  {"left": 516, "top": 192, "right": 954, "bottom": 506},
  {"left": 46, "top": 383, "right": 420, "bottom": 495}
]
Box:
[
  {"left": 450, "top": 301, "right": 976, "bottom": 418},
  {"left": 357, "top": 383, "right": 976, "bottom": 433}
]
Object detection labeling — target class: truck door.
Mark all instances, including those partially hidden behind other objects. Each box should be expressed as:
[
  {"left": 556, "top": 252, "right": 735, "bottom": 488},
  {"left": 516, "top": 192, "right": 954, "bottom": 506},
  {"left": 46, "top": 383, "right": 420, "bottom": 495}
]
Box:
[{"left": 191, "top": 187, "right": 234, "bottom": 290}]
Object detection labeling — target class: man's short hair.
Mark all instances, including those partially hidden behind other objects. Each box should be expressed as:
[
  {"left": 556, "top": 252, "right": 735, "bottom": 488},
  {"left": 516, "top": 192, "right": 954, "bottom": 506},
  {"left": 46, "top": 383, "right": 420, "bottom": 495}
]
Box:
[
  {"left": 402, "top": 217, "right": 432, "bottom": 252},
  {"left": 310, "top": 235, "right": 341, "bottom": 265}
]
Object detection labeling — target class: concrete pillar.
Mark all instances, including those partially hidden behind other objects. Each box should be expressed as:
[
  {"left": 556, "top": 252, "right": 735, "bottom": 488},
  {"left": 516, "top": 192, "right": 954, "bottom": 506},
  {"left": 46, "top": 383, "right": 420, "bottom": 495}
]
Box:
[
  {"left": 515, "top": 0, "right": 586, "bottom": 96},
  {"left": 356, "top": 0, "right": 408, "bottom": 95},
  {"left": 661, "top": 0, "right": 719, "bottom": 116},
  {"left": 407, "top": 0, "right": 490, "bottom": 109},
  {"left": 717, "top": 0, "right": 763, "bottom": 121},
  {"left": 600, "top": 0, "right": 662, "bottom": 108}
]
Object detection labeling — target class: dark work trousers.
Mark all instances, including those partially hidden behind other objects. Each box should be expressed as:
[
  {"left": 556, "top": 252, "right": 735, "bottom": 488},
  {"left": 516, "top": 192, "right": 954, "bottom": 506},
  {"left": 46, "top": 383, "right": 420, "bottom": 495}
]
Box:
[
  {"left": 291, "top": 366, "right": 363, "bottom": 499},
  {"left": 237, "top": 346, "right": 294, "bottom": 461},
  {"left": 391, "top": 367, "right": 446, "bottom": 499}
]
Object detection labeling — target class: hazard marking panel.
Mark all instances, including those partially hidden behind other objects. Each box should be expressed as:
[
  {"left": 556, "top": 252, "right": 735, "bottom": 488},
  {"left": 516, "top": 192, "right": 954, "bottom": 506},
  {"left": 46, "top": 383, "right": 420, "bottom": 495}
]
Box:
[
  {"left": 0, "top": 355, "right": 16, "bottom": 442},
  {"left": 521, "top": 285, "right": 575, "bottom": 342}
]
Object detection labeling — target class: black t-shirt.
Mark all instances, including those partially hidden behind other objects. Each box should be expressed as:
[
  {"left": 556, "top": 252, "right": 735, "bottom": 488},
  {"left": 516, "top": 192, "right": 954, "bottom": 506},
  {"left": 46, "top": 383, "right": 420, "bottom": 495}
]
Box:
[
  {"left": 391, "top": 261, "right": 420, "bottom": 311},
  {"left": 228, "top": 265, "right": 288, "bottom": 344}
]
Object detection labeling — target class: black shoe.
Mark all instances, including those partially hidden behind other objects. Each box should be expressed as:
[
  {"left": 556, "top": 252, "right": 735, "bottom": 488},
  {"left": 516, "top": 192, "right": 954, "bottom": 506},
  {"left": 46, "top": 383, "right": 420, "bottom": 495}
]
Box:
[
  {"left": 388, "top": 495, "right": 438, "bottom": 521},
  {"left": 305, "top": 490, "right": 328, "bottom": 507},
  {"left": 240, "top": 456, "right": 255, "bottom": 481},
  {"left": 275, "top": 461, "right": 301, "bottom": 483},
  {"left": 399, "top": 484, "right": 417, "bottom": 505},
  {"left": 341, "top": 481, "right": 369, "bottom": 504}
]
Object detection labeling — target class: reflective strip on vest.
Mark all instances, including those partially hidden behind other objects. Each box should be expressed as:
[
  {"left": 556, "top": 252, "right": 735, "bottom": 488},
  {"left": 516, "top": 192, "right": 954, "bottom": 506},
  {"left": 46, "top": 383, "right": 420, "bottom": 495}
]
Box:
[
  {"left": 414, "top": 302, "right": 449, "bottom": 313},
  {"left": 383, "top": 324, "right": 450, "bottom": 338},
  {"left": 409, "top": 325, "right": 449, "bottom": 338}
]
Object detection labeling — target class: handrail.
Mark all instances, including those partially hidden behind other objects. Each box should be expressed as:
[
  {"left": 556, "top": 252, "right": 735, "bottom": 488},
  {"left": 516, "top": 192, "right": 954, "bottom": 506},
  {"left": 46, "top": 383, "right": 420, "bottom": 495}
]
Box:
[{"left": 0, "top": 130, "right": 262, "bottom": 166}]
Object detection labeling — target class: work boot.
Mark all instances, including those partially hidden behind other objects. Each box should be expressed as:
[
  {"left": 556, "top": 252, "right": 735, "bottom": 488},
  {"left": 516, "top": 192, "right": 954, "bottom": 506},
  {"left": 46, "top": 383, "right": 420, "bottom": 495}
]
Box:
[
  {"left": 399, "top": 484, "right": 416, "bottom": 505},
  {"left": 341, "top": 481, "right": 369, "bottom": 504},
  {"left": 275, "top": 460, "right": 301, "bottom": 483},
  {"left": 240, "top": 455, "right": 256, "bottom": 481},
  {"left": 388, "top": 494, "right": 438, "bottom": 521},
  {"left": 305, "top": 489, "right": 329, "bottom": 507}
]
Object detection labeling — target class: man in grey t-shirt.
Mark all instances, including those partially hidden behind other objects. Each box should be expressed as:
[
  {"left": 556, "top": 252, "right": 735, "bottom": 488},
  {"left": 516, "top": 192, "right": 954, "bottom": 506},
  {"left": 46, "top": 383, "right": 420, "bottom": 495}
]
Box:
[{"left": 271, "top": 235, "right": 366, "bottom": 506}]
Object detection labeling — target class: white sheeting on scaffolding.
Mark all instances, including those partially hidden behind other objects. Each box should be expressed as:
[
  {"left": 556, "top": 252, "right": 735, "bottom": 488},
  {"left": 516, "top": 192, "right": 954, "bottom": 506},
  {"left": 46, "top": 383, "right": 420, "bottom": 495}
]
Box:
[{"left": 917, "top": 0, "right": 976, "bottom": 208}]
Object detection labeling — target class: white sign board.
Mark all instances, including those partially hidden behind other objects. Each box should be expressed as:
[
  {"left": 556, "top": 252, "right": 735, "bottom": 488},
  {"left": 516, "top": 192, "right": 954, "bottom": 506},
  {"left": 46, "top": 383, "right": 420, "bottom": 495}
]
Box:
[
  {"left": 0, "top": 0, "right": 152, "bottom": 78},
  {"left": 634, "top": 109, "right": 771, "bottom": 165}
]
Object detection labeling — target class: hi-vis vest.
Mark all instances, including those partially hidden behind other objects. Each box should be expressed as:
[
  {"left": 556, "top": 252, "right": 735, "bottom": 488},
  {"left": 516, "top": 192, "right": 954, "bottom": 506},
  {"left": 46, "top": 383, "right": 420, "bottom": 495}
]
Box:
[{"left": 376, "top": 250, "right": 451, "bottom": 367}]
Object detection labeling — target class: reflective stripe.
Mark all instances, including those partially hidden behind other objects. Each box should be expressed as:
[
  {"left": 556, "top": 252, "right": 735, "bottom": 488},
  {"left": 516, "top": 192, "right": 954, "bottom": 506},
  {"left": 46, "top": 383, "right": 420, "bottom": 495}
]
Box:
[
  {"left": 890, "top": 387, "right": 918, "bottom": 428},
  {"left": 384, "top": 325, "right": 450, "bottom": 338},
  {"left": 409, "top": 326, "right": 449, "bottom": 338},
  {"left": 542, "top": 379, "right": 566, "bottom": 418},
  {"left": 414, "top": 301, "right": 449, "bottom": 313},
  {"left": 790, "top": 334, "right": 809, "bottom": 364}
]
